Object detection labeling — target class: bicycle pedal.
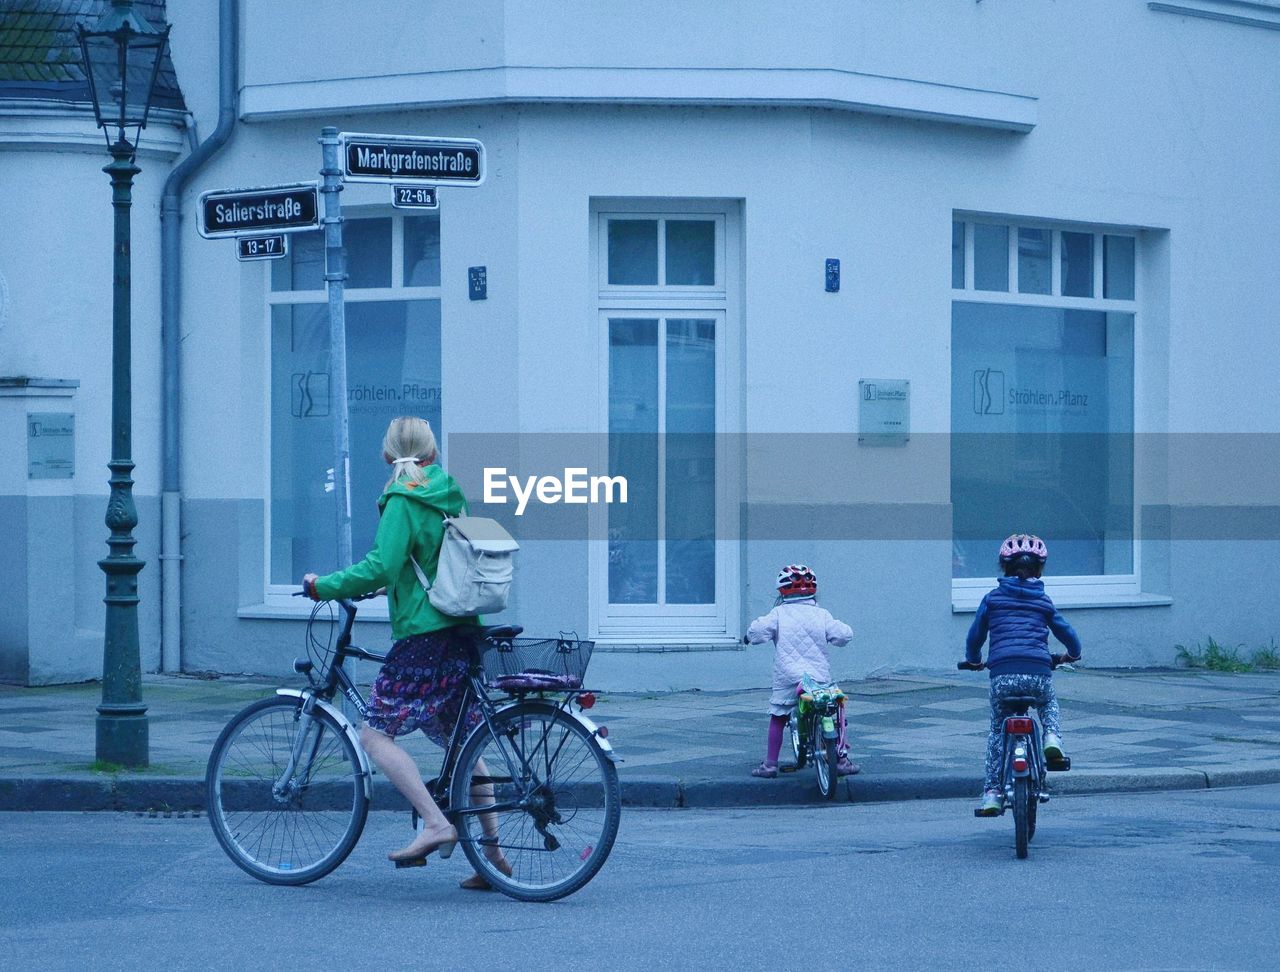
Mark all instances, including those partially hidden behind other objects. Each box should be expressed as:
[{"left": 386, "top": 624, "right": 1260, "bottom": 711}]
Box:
[
  {"left": 1039, "top": 794, "right": 1050, "bottom": 804},
  {"left": 780, "top": 765, "right": 799, "bottom": 773},
  {"left": 393, "top": 857, "right": 428, "bottom": 869},
  {"left": 1046, "top": 757, "right": 1071, "bottom": 772}
]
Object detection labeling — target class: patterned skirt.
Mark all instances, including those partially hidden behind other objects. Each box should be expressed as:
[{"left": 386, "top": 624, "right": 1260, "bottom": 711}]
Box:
[{"left": 364, "top": 627, "right": 483, "bottom": 748}]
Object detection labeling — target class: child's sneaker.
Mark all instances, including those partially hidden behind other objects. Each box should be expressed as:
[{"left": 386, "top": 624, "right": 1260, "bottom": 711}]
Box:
[
  {"left": 1043, "top": 732, "right": 1066, "bottom": 762},
  {"left": 836, "top": 756, "right": 860, "bottom": 776},
  {"left": 975, "top": 790, "right": 1003, "bottom": 816},
  {"left": 751, "top": 761, "right": 779, "bottom": 779}
]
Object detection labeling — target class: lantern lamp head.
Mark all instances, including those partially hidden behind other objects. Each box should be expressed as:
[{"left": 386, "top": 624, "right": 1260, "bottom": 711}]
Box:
[{"left": 76, "top": 0, "right": 171, "bottom": 155}]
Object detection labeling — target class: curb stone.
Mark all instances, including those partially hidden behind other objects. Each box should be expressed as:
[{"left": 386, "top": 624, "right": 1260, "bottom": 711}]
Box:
[{"left": 4, "top": 766, "right": 1279, "bottom": 812}]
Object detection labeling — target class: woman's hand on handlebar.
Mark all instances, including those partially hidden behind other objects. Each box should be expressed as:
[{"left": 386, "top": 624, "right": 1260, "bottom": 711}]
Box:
[
  {"left": 957, "top": 659, "right": 986, "bottom": 671},
  {"left": 301, "top": 573, "right": 320, "bottom": 600}
]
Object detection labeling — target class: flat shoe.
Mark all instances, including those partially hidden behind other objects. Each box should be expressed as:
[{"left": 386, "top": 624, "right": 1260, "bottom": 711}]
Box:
[
  {"left": 459, "top": 855, "right": 514, "bottom": 890},
  {"left": 389, "top": 827, "right": 458, "bottom": 865}
]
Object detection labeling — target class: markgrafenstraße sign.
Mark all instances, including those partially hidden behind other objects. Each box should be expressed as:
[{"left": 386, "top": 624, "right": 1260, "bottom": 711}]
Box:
[{"left": 340, "top": 132, "right": 485, "bottom": 185}]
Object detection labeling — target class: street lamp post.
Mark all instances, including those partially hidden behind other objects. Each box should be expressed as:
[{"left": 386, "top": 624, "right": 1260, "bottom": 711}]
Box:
[{"left": 77, "top": 0, "right": 171, "bottom": 767}]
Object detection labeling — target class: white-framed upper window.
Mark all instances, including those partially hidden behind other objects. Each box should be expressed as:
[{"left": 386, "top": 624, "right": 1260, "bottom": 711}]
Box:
[
  {"left": 951, "top": 216, "right": 1139, "bottom": 604},
  {"left": 598, "top": 213, "right": 725, "bottom": 296},
  {"left": 265, "top": 212, "right": 442, "bottom": 596}
]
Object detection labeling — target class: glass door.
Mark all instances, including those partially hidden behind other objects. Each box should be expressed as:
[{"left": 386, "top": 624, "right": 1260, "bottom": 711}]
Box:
[{"left": 602, "top": 312, "right": 723, "bottom": 629}]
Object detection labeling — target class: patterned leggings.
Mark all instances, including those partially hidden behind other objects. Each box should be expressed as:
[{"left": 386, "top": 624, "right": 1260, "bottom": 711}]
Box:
[{"left": 983, "top": 673, "right": 1061, "bottom": 792}]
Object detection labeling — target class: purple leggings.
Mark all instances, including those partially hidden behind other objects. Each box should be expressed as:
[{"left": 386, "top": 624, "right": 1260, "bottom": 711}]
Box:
[{"left": 765, "top": 714, "right": 788, "bottom": 764}]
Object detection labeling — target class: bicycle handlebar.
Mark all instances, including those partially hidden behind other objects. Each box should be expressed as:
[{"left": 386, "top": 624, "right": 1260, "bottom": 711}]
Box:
[
  {"left": 958, "top": 655, "right": 1075, "bottom": 672},
  {"left": 295, "top": 585, "right": 383, "bottom": 603}
]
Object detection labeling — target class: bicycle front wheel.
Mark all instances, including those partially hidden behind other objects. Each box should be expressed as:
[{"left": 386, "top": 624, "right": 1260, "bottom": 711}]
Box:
[
  {"left": 789, "top": 709, "right": 806, "bottom": 768},
  {"left": 451, "top": 702, "right": 621, "bottom": 902},
  {"left": 206, "top": 695, "right": 369, "bottom": 886},
  {"left": 813, "top": 721, "right": 838, "bottom": 800}
]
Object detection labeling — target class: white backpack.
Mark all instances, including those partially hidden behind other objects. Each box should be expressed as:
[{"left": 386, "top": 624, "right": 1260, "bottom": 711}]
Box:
[{"left": 411, "top": 516, "right": 519, "bottom": 616}]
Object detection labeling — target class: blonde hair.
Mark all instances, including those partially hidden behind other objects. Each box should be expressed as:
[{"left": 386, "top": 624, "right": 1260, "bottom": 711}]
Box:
[{"left": 382, "top": 416, "right": 438, "bottom": 490}]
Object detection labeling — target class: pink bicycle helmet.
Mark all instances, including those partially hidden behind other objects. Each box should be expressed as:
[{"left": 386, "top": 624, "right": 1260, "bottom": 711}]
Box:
[
  {"left": 999, "top": 533, "right": 1048, "bottom": 564},
  {"left": 777, "top": 564, "right": 818, "bottom": 598}
]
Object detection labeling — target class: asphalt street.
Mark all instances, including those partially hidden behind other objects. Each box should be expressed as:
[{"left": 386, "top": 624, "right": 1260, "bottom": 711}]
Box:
[{"left": 3, "top": 786, "right": 1279, "bottom": 970}]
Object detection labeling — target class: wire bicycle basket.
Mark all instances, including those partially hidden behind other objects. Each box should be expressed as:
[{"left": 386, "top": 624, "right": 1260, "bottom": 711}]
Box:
[{"left": 481, "top": 635, "right": 595, "bottom": 694}]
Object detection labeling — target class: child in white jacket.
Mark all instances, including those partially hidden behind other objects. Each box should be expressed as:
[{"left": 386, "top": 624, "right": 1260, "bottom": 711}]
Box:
[{"left": 746, "top": 565, "right": 856, "bottom": 778}]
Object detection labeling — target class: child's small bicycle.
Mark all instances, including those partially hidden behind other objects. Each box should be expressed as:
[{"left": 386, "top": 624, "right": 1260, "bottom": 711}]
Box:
[
  {"left": 957, "top": 657, "right": 1071, "bottom": 859},
  {"left": 786, "top": 673, "right": 848, "bottom": 800}
]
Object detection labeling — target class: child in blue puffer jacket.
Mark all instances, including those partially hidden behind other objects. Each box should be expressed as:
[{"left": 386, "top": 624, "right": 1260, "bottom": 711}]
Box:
[{"left": 965, "top": 534, "right": 1082, "bottom": 815}]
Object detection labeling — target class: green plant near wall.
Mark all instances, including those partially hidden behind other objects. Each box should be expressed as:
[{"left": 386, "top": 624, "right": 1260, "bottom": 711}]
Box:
[
  {"left": 1176, "top": 637, "right": 1280, "bottom": 672},
  {"left": 1252, "top": 641, "right": 1280, "bottom": 670}
]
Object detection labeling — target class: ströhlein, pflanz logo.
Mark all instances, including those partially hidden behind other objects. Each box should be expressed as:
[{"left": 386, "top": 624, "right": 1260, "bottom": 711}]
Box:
[{"left": 973, "top": 369, "right": 1004, "bottom": 415}]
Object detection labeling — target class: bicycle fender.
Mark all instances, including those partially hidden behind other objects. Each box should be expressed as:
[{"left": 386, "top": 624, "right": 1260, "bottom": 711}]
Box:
[
  {"left": 570, "top": 710, "right": 619, "bottom": 761},
  {"left": 494, "top": 701, "right": 620, "bottom": 762},
  {"left": 275, "top": 689, "right": 374, "bottom": 798},
  {"left": 487, "top": 699, "right": 621, "bottom": 763}
]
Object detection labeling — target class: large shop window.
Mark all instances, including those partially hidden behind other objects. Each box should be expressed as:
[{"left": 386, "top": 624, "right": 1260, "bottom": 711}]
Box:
[
  {"left": 951, "top": 219, "right": 1137, "bottom": 589},
  {"left": 268, "top": 214, "right": 442, "bottom": 586}
]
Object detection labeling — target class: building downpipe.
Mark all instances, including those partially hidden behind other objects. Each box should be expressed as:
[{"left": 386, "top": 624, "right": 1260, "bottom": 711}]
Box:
[{"left": 159, "top": 0, "right": 238, "bottom": 672}]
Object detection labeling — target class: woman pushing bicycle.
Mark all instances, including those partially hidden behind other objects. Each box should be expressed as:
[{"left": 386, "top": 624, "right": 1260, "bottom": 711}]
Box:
[
  {"left": 964, "top": 534, "right": 1082, "bottom": 816},
  {"left": 303, "top": 415, "right": 512, "bottom": 889}
]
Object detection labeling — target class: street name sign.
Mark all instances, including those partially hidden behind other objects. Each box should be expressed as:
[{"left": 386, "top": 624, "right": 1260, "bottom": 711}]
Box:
[
  {"left": 237, "top": 234, "right": 289, "bottom": 261},
  {"left": 340, "top": 132, "right": 485, "bottom": 186},
  {"left": 391, "top": 184, "right": 439, "bottom": 209},
  {"left": 198, "top": 182, "right": 320, "bottom": 239}
]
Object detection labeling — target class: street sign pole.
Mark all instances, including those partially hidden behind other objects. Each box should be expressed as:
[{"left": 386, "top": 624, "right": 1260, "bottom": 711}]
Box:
[{"left": 319, "top": 127, "right": 352, "bottom": 567}]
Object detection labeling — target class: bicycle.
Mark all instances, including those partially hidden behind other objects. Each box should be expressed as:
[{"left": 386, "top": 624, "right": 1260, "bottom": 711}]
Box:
[
  {"left": 957, "top": 657, "right": 1071, "bottom": 859},
  {"left": 206, "top": 594, "right": 621, "bottom": 901},
  {"left": 786, "top": 673, "right": 848, "bottom": 800}
]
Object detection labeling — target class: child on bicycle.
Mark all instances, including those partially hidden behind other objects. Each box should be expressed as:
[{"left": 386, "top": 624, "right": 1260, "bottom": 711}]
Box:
[
  {"left": 965, "top": 534, "right": 1082, "bottom": 816},
  {"left": 745, "top": 565, "right": 857, "bottom": 778}
]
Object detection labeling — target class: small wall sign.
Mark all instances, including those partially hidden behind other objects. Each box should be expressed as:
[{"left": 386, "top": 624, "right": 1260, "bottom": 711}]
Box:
[
  {"left": 28, "top": 412, "right": 74, "bottom": 478},
  {"left": 825, "top": 258, "right": 840, "bottom": 292},
  {"left": 858, "top": 379, "right": 909, "bottom": 445},
  {"left": 469, "top": 266, "right": 487, "bottom": 300}
]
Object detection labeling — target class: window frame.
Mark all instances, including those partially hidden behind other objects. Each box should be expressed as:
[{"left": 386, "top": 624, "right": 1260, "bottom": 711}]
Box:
[
  {"left": 598, "top": 212, "right": 727, "bottom": 300},
  {"left": 260, "top": 209, "right": 444, "bottom": 614},
  {"left": 951, "top": 215, "right": 1143, "bottom": 609}
]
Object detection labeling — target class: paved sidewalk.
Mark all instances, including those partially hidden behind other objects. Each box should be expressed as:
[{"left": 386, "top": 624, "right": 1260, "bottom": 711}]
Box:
[{"left": 2, "top": 667, "right": 1280, "bottom": 810}]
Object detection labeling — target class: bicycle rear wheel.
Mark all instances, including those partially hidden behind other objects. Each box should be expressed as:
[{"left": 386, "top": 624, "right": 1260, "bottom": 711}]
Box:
[
  {"left": 206, "top": 695, "right": 369, "bottom": 886},
  {"left": 1027, "top": 783, "right": 1038, "bottom": 842},
  {"left": 1012, "top": 777, "right": 1030, "bottom": 859},
  {"left": 450, "top": 701, "right": 620, "bottom": 902}
]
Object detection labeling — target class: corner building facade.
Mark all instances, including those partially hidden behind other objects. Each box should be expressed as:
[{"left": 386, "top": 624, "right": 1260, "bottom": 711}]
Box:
[{"left": 3, "top": 1, "right": 1279, "bottom": 688}]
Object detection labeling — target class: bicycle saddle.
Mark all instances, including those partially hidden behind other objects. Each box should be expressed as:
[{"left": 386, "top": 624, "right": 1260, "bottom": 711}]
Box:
[
  {"left": 1002, "top": 695, "right": 1039, "bottom": 714},
  {"left": 481, "top": 624, "right": 523, "bottom": 641}
]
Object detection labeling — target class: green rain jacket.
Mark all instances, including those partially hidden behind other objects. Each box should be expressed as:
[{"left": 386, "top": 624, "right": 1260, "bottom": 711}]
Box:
[{"left": 313, "top": 466, "right": 479, "bottom": 639}]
